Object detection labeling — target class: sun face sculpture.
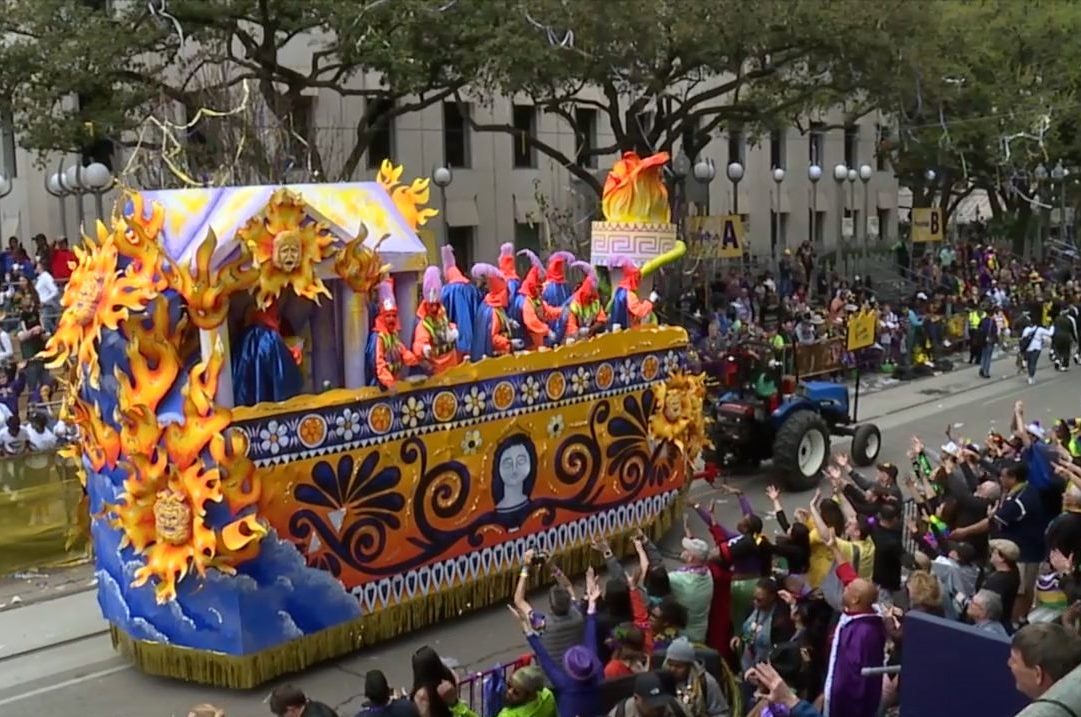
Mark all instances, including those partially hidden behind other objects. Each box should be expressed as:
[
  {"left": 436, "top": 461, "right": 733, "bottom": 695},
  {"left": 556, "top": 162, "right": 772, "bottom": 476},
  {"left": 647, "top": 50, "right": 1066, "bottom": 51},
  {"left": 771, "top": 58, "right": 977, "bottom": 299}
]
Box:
[
  {"left": 649, "top": 371, "right": 710, "bottom": 464},
  {"left": 41, "top": 220, "right": 160, "bottom": 388},
  {"left": 108, "top": 303, "right": 266, "bottom": 604},
  {"left": 376, "top": 159, "right": 439, "bottom": 231},
  {"left": 236, "top": 188, "right": 336, "bottom": 309}
]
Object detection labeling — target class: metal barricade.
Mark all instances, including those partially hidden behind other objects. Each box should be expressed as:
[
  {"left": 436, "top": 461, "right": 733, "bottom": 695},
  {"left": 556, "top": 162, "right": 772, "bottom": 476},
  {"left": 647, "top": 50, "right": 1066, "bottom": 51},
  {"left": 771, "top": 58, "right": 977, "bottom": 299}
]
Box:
[{"left": 457, "top": 657, "right": 532, "bottom": 717}]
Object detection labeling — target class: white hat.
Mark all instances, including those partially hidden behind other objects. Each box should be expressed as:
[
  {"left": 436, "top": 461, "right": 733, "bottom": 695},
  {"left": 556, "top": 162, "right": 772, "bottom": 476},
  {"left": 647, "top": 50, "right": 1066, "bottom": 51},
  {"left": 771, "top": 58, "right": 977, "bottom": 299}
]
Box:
[
  {"left": 681, "top": 537, "right": 710, "bottom": 560},
  {"left": 940, "top": 441, "right": 962, "bottom": 458},
  {"left": 916, "top": 292, "right": 929, "bottom": 301},
  {"left": 1026, "top": 422, "right": 1046, "bottom": 440}
]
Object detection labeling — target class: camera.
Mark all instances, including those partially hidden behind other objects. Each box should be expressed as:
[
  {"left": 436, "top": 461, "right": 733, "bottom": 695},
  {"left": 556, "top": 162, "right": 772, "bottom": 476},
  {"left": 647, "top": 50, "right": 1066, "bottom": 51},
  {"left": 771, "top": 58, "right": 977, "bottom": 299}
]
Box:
[{"left": 530, "top": 551, "right": 549, "bottom": 566}]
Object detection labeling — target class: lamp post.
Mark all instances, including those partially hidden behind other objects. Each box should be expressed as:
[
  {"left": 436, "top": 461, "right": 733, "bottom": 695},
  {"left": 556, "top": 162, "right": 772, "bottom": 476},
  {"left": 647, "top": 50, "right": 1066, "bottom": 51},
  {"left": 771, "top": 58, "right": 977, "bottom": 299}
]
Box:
[
  {"left": 82, "top": 162, "right": 114, "bottom": 221},
  {"left": 833, "top": 163, "right": 848, "bottom": 275},
  {"left": 726, "top": 161, "right": 744, "bottom": 216},
  {"left": 431, "top": 165, "right": 453, "bottom": 241},
  {"left": 808, "top": 164, "right": 822, "bottom": 245},
  {"left": 771, "top": 167, "right": 785, "bottom": 265},
  {"left": 692, "top": 157, "right": 717, "bottom": 304},
  {"left": 672, "top": 151, "right": 691, "bottom": 228},
  {"left": 1052, "top": 160, "right": 1068, "bottom": 244},
  {"left": 45, "top": 172, "right": 68, "bottom": 238},
  {"left": 859, "top": 165, "right": 873, "bottom": 258},
  {"left": 62, "top": 163, "right": 86, "bottom": 234},
  {"left": 1035, "top": 163, "right": 1049, "bottom": 258}
]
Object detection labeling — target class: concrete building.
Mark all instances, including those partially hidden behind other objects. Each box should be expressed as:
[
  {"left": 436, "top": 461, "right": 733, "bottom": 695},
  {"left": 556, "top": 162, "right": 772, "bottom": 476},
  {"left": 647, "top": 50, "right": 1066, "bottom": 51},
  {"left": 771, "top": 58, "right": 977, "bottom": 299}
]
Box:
[{"left": 3, "top": 87, "right": 899, "bottom": 271}]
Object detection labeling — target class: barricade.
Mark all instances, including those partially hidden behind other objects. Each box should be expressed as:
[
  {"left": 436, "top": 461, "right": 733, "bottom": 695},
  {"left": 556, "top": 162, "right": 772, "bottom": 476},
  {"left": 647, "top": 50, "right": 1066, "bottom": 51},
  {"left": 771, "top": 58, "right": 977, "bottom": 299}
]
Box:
[
  {"left": 0, "top": 449, "right": 88, "bottom": 575},
  {"left": 458, "top": 658, "right": 531, "bottom": 717},
  {"left": 792, "top": 337, "right": 846, "bottom": 378}
]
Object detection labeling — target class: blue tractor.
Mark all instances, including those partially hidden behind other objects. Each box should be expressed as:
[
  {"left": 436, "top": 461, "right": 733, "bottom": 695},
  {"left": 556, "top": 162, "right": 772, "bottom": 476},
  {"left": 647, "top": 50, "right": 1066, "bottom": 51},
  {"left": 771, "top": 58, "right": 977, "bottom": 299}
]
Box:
[{"left": 707, "top": 345, "right": 882, "bottom": 491}]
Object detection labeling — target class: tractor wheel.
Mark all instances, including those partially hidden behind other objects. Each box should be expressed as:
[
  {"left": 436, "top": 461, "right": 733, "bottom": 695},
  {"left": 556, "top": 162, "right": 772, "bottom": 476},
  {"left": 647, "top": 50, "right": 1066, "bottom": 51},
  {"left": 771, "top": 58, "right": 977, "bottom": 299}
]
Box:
[
  {"left": 851, "top": 424, "right": 882, "bottom": 467},
  {"left": 773, "top": 411, "right": 831, "bottom": 491}
]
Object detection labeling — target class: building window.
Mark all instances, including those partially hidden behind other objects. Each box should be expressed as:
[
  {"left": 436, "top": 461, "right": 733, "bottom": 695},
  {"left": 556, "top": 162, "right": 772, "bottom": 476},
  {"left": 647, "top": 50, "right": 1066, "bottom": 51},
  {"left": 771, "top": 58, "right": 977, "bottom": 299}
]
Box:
[
  {"left": 877, "top": 208, "right": 891, "bottom": 241},
  {"left": 514, "top": 221, "right": 541, "bottom": 275},
  {"left": 366, "top": 98, "right": 396, "bottom": 169},
  {"left": 443, "top": 102, "right": 471, "bottom": 169},
  {"left": 0, "top": 107, "right": 16, "bottom": 179},
  {"left": 576, "top": 108, "right": 597, "bottom": 168},
  {"left": 447, "top": 226, "right": 474, "bottom": 269},
  {"left": 844, "top": 125, "right": 859, "bottom": 169},
  {"left": 511, "top": 104, "right": 537, "bottom": 169},
  {"left": 876, "top": 123, "right": 890, "bottom": 172},
  {"left": 77, "top": 92, "right": 116, "bottom": 171},
  {"left": 809, "top": 122, "right": 824, "bottom": 166},
  {"left": 727, "top": 126, "right": 745, "bottom": 165},
  {"left": 769, "top": 128, "right": 786, "bottom": 169}
]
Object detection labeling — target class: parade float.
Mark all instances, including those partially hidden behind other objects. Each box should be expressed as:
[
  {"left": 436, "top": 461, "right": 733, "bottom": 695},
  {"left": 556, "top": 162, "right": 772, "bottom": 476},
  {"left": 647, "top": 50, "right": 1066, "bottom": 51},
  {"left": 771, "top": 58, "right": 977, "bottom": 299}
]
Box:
[{"left": 51, "top": 155, "right": 706, "bottom": 688}]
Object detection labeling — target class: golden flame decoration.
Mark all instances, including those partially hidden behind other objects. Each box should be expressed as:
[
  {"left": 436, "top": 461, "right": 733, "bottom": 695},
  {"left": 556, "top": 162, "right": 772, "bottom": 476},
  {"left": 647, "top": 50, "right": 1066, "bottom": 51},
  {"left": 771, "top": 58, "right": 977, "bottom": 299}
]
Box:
[
  {"left": 41, "top": 219, "right": 161, "bottom": 388},
  {"left": 107, "top": 305, "right": 266, "bottom": 604},
  {"left": 333, "top": 223, "right": 392, "bottom": 295},
  {"left": 601, "top": 151, "right": 672, "bottom": 225},
  {"left": 170, "top": 229, "right": 259, "bottom": 330},
  {"left": 236, "top": 188, "right": 336, "bottom": 309},
  {"left": 649, "top": 371, "right": 711, "bottom": 464},
  {"left": 377, "top": 159, "right": 439, "bottom": 231}
]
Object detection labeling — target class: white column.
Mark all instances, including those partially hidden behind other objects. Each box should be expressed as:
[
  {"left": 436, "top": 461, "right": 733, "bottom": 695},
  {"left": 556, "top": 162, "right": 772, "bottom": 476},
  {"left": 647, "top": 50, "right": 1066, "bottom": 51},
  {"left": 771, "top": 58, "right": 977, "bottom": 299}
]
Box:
[
  {"left": 342, "top": 287, "right": 368, "bottom": 388},
  {"left": 200, "top": 326, "right": 234, "bottom": 408}
]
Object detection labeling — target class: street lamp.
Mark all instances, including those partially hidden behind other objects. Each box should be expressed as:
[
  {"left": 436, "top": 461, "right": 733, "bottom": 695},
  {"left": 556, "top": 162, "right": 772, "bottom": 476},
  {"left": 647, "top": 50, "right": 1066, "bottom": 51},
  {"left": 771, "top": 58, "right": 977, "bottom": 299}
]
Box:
[
  {"left": 833, "top": 164, "right": 849, "bottom": 275},
  {"left": 1035, "top": 163, "right": 1049, "bottom": 182},
  {"left": 726, "top": 161, "right": 744, "bottom": 215},
  {"left": 808, "top": 164, "right": 822, "bottom": 245},
  {"left": 1052, "top": 160, "right": 1069, "bottom": 243},
  {"left": 925, "top": 169, "right": 937, "bottom": 183},
  {"left": 82, "top": 162, "right": 114, "bottom": 221},
  {"left": 859, "top": 164, "right": 873, "bottom": 255},
  {"left": 693, "top": 157, "right": 716, "bottom": 184},
  {"left": 45, "top": 172, "right": 68, "bottom": 237},
  {"left": 431, "top": 165, "right": 453, "bottom": 240},
  {"left": 59, "top": 163, "right": 86, "bottom": 234},
  {"left": 771, "top": 167, "right": 785, "bottom": 264}
]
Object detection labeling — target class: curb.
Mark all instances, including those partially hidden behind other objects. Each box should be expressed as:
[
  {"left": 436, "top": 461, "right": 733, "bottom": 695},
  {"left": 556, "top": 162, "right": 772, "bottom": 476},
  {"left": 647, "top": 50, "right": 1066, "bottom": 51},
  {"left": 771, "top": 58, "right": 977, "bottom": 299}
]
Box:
[{"left": 0, "top": 576, "right": 98, "bottom": 613}]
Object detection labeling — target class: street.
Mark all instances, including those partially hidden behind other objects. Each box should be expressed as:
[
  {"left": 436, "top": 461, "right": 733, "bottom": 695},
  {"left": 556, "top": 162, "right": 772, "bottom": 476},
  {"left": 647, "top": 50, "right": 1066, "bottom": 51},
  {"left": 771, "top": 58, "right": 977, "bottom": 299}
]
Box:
[{"left": 0, "top": 354, "right": 1076, "bottom": 717}]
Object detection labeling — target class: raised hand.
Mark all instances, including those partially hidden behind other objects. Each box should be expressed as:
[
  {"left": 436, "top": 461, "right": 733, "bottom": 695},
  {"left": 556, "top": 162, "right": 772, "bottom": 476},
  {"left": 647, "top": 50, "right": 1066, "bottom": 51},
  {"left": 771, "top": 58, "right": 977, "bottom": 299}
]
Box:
[
  {"left": 835, "top": 453, "right": 850, "bottom": 469},
  {"left": 765, "top": 485, "right": 781, "bottom": 503}
]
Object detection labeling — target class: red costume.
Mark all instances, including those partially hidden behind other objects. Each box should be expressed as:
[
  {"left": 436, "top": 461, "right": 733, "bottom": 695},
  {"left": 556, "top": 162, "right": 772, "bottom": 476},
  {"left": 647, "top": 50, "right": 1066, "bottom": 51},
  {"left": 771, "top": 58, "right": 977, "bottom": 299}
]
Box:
[
  {"left": 469, "top": 262, "right": 518, "bottom": 360},
  {"left": 372, "top": 278, "right": 419, "bottom": 389},
  {"left": 564, "top": 261, "right": 607, "bottom": 339},
  {"left": 516, "top": 250, "right": 561, "bottom": 350},
  {"left": 412, "top": 266, "right": 460, "bottom": 374},
  {"left": 608, "top": 255, "right": 656, "bottom": 329}
]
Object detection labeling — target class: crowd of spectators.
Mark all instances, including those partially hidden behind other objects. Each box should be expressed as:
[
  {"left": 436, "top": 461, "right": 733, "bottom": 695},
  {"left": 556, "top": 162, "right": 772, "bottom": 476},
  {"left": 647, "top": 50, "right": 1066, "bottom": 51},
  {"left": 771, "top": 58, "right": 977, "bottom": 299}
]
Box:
[
  {"left": 685, "top": 240, "right": 1079, "bottom": 384},
  {"left": 0, "top": 233, "right": 76, "bottom": 458},
  {"left": 219, "top": 394, "right": 1081, "bottom": 717}
]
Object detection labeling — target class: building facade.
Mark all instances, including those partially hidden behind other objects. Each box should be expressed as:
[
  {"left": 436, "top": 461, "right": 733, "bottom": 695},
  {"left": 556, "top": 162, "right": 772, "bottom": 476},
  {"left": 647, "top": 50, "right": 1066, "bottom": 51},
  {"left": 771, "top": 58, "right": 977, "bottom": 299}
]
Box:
[{"left": 3, "top": 88, "right": 899, "bottom": 271}]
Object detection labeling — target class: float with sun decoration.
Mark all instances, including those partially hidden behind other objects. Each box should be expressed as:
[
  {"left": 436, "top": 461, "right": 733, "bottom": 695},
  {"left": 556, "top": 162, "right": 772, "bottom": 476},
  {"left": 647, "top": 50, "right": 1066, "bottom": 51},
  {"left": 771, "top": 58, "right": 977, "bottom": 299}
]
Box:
[{"left": 49, "top": 155, "right": 706, "bottom": 688}]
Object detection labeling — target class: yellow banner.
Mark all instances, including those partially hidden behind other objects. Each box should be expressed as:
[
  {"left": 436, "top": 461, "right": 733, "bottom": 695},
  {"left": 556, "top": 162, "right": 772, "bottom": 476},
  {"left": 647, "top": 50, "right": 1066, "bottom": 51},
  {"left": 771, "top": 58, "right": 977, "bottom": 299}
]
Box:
[
  {"left": 847, "top": 310, "right": 879, "bottom": 352},
  {"left": 688, "top": 215, "right": 745, "bottom": 259},
  {"left": 912, "top": 207, "right": 944, "bottom": 243},
  {"left": 0, "top": 453, "right": 89, "bottom": 575}
]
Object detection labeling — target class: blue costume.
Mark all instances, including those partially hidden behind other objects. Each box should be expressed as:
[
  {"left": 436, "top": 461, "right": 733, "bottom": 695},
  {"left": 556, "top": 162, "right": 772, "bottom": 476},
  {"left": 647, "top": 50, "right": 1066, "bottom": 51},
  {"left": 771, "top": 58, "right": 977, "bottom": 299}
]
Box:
[{"left": 232, "top": 307, "right": 302, "bottom": 406}]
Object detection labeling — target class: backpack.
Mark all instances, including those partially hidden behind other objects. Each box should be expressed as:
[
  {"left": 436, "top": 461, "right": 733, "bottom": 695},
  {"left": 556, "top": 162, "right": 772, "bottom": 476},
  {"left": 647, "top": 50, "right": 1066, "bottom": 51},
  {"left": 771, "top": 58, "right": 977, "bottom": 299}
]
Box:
[{"left": 1019, "top": 326, "right": 1036, "bottom": 353}]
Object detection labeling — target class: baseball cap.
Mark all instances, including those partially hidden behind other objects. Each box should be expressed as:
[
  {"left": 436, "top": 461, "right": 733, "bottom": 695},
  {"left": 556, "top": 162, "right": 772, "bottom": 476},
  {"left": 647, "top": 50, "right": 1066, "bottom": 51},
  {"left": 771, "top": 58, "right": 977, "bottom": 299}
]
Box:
[
  {"left": 1026, "top": 422, "right": 1046, "bottom": 440},
  {"left": 633, "top": 671, "right": 672, "bottom": 710},
  {"left": 989, "top": 538, "right": 1020, "bottom": 563},
  {"left": 940, "top": 441, "right": 962, "bottom": 458},
  {"left": 875, "top": 462, "right": 899, "bottom": 481}
]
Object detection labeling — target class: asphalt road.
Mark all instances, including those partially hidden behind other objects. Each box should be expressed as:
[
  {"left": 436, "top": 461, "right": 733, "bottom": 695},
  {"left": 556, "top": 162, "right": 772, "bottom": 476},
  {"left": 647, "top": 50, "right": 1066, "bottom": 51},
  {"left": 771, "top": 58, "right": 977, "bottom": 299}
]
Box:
[{"left": 0, "top": 355, "right": 1076, "bottom": 717}]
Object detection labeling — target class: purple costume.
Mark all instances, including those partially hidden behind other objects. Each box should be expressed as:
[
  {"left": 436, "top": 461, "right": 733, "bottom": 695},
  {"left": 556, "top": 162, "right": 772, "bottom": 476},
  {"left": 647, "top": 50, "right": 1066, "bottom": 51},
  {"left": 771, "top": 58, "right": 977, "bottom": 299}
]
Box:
[{"left": 823, "top": 611, "right": 887, "bottom": 717}]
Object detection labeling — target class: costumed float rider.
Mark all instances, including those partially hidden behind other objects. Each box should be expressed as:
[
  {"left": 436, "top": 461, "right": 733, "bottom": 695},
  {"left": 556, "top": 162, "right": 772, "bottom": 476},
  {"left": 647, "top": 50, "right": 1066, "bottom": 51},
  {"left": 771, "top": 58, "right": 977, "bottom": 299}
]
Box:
[
  {"left": 541, "top": 250, "right": 576, "bottom": 308},
  {"left": 498, "top": 242, "right": 521, "bottom": 300},
  {"left": 607, "top": 255, "right": 659, "bottom": 329},
  {"left": 562, "top": 260, "right": 608, "bottom": 342},
  {"left": 516, "top": 251, "right": 562, "bottom": 350},
  {"left": 367, "top": 278, "right": 420, "bottom": 390},
  {"left": 470, "top": 262, "right": 523, "bottom": 361},
  {"left": 440, "top": 244, "right": 480, "bottom": 356},
  {"left": 412, "top": 266, "right": 460, "bottom": 375},
  {"left": 232, "top": 298, "right": 304, "bottom": 406}
]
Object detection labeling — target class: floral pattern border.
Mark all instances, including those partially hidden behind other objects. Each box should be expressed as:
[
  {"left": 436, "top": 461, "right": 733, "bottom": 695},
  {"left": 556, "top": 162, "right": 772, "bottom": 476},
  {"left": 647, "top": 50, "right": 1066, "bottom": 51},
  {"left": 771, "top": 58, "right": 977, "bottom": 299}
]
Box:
[
  {"left": 347, "top": 490, "right": 678, "bottom": 612},
  {"left": 236, "top": 348, "right": 683, "bottom": 465}
]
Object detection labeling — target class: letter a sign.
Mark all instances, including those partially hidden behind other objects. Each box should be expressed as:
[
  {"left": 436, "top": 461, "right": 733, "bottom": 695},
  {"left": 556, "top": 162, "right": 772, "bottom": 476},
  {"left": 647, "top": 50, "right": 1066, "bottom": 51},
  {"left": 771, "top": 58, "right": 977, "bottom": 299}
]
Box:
[{"left": 717, "top": 215, "right": 745, "bottom": 258}]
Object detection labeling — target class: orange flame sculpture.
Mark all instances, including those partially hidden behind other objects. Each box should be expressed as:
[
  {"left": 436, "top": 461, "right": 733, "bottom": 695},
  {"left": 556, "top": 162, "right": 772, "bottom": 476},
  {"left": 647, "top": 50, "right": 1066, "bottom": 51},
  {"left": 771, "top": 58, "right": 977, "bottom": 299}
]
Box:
[
  {"left": 107, "top": 306, "right": 266, "bottom": 604},
  {"left": 169, "top": 229, "right": 259, "bottom": 330},
  {"left": 333, "top": 223, "right": 392, "bottom": 295},
  {"left": 236, "top": 188, "right": 336, "bottom": 309},
  {"left": 115, "top": 193, "right": 169, "bottom": 292},
  {"left": 601, "top": 151, "right": 672, "bottom": 225},
  {"left": 376, "top": 159, "right": 439, "bottom": 231},
  {"left": 41, "top": 220, "right": 161, "bottom": 388}
]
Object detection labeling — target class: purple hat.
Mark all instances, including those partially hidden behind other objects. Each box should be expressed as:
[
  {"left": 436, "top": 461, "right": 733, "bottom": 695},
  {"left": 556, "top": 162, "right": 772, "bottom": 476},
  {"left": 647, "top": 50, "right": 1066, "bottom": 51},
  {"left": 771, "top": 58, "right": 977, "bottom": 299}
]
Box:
[
  {"left": 562, "top": 645, "right": 602, "bottom": 682},
  {"left": 422, "top": 266, "right": 443, "bottom": 303},
  {"left": 376, "top": 278, "right": 396, "bottom": 313},
  {"left": 470, "top": 262, "right": 503, "bottom": 282},
  {"left": 517, "top": 249, "right": 545, "bottom": 278},
  {"left": 441, "top": 244, "right": 458, "bottom": 272},
  {"left": 607, "top": 254, "right": 633, "bottom": 271},
  {"left": 570, "top": 260, "right": 597, "bottom": 285}
]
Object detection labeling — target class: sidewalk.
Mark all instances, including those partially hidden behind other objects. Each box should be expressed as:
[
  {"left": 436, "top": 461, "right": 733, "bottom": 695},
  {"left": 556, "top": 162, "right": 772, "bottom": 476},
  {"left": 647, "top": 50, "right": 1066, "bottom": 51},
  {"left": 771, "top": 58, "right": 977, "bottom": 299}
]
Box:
[{"left": 0, "top": 562, "right": 96, "bottom": 611}]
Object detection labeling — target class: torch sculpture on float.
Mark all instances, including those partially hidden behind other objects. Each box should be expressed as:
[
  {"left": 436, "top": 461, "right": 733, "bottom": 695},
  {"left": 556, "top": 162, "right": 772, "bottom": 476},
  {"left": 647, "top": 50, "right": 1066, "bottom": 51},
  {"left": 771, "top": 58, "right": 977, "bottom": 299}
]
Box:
[{"left": 590, "top": 151, "right": 687, "bottom": 293}]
